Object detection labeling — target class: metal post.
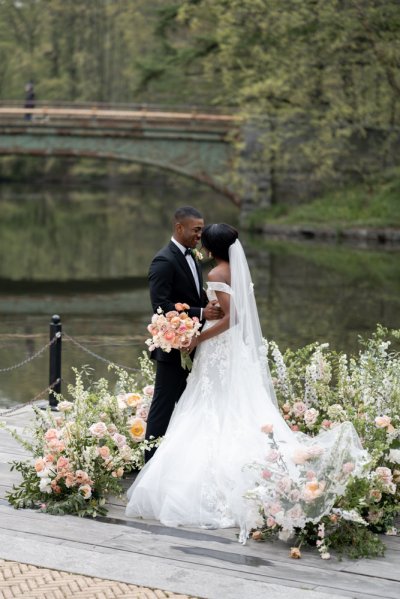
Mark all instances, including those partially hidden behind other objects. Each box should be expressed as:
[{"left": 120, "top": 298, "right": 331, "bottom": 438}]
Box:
[{"left": 49, "top": 314, "right": 62, "bottom": 408}]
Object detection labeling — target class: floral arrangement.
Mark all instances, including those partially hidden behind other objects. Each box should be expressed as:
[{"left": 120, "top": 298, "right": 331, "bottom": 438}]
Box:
[
  {"left": 250, "top": 325, "right": 400, "bottom": 559},
  {"left": 3, "top": 354, "right": 157, "bottom": 517},
  {"left": 192, "top": 248, "right": 203, "bottom": 261},
  {"left": 146, "top": 302, "right": 202, "bottom": 370}
]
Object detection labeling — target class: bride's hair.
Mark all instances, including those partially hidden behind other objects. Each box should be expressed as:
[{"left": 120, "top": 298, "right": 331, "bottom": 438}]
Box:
[{"left": 201, "top": 224, "right": 239, "bottom": 262}]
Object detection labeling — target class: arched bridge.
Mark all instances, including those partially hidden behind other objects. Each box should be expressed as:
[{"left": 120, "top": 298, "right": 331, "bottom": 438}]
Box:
[{"left": 0, "top": 103, "right": 241, "bottom": 205}]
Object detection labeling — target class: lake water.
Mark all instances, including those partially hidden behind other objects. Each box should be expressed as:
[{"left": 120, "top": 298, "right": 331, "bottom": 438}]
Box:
[{"left": 1, "top": 180, "right": 400, "bottom": 407}]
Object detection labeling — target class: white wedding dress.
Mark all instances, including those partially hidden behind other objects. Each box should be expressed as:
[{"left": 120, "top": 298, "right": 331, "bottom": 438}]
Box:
[{"left": 126, "top": 241, "right": 368, "bottom": 541}]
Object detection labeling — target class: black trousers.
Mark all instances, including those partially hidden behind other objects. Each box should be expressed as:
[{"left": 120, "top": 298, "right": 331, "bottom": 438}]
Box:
[{"left": 144, "top": 360, "right": 189, "bottom": 462}]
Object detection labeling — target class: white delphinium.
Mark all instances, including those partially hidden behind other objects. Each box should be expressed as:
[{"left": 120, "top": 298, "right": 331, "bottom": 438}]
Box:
[{"left": 269, "top": 341, "right": 290, "bottom": 397}]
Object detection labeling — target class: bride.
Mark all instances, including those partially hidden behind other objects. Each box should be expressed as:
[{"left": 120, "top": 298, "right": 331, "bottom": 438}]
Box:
[{"left": 126, "top": 224, "right": 368, "bottom": 542}]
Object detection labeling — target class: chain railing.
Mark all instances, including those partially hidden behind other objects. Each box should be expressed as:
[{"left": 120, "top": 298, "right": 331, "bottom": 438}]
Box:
[
  {"left": 0, "top": 378, "right": 61, "bottom": 417},
  {"left": 0, "top": 334, "right": 59, "bottom": 373},
  {"left": 62, "top": 332, "right": 140, "bottom": 372},
  {"left": 0, "top": 315, "right": 141, "bottom": 412}
]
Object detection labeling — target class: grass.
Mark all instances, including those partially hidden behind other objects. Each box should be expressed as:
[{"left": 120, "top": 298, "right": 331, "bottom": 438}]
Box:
[{"left": 248, "top": 169, "right": 400, "bottom": 230}]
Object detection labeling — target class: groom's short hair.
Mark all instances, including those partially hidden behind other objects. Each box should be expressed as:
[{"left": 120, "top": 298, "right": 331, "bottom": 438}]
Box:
[{"left": 174, "top": 206, "right": 203, "bottom": 222}]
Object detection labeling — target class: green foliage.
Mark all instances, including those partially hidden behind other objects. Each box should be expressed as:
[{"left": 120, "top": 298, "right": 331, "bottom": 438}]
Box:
[
  {"left": 144, "top": 0, "right": 400, "bottom": 196},
  {"left": 253, "top": 325, "right": 400, "bottom": 559},
  {"left": 248, "top": 169, "right": 400, "bottom": 229},
  {"left": 4, "top": 362, "right": 157, "bottom": 517}
]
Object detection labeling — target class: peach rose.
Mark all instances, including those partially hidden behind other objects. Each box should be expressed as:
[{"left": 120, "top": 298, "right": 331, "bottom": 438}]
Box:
[
  {"left": 44, "top": 428, "right": 59, "bottom": 442},
  {"left": 56, "top": 456, "right": 69, "bottom": 470},
  {"left": 79, "top": 484, "right": 92, "bottom": 499},
  {"left": 75, "top": 470, "right": 90, "bottom": 484},
  {"left": 129, "top": 418, "right": 146, "bottom": 442},
  {"left": 290, "top": 547, "right": 301, "bottom": 559},
  {"left": 97, "top": 446, "right": 110, "bottom": 459},
  {"left": 252, "top": 531, "right": 263, "bottom": 541},
  {"left": 303, "top": 480, "right": 324, "bottom": 502},
  {"left": 375, "top": 415, "right": 391, "bottom": 428},
  {"left": 34, "top": 458, "right": 46, "bottom": 473},
  {"left": 125, "top": 393, "right": 142, "bottom": 407},
  {"left": 64, "top": 472, "right": 75, "bottom": 488}
]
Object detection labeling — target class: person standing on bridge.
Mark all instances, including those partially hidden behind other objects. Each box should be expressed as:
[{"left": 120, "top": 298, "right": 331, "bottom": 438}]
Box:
[
  {"left": 143, "top": 206, "right": 223, "bottom": 462},
  {"left": 24, "top": 81, "right": 35, "bottom": 121}
]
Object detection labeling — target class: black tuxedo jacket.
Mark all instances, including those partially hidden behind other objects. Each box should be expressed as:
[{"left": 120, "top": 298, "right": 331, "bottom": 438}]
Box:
[{"left": 148, "top": 241, "right": 208, "bottom": 365}]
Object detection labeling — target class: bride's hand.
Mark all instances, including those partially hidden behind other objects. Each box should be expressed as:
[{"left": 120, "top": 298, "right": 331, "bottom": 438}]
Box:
[{"left": 187, "top": 336, "right": 200, "bottom": 353}]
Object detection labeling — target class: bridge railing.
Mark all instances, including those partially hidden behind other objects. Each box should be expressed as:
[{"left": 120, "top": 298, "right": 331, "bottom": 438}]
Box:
[
  {"left": 0, "top": 99, "right": 236, "bottom": 114},
  {"left": 0, "top": 101, "right": 238, "bottom": 124}
]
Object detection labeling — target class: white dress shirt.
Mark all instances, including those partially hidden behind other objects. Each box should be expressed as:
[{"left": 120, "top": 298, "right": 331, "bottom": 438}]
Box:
[{"left": 171, "top": 237, "right": 203, "bottom": 319}]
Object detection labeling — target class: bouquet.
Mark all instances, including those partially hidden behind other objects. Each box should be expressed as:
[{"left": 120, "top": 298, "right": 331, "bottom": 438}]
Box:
[{"left": 146, "top": 303, "right": 202, "bottom": 370}]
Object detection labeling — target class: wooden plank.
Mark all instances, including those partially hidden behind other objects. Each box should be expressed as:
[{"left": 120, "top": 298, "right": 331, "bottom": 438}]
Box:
[{"left": 0, "top": 505, "right": 398, "bottom": 599}]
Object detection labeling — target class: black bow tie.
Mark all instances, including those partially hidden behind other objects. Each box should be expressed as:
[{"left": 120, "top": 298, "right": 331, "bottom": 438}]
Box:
[{"left": 185, "top": 248, "right": 193, "bottom": 257}]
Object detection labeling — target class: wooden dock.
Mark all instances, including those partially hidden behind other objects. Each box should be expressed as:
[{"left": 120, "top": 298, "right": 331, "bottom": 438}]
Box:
[{"left": 0, "top": 406, "right": 399, "bottom": 599}]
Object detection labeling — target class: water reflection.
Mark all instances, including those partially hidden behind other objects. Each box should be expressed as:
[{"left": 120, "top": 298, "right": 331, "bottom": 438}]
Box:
[{"left": 0, "top": 183, "right": 399, "bottom": 407}]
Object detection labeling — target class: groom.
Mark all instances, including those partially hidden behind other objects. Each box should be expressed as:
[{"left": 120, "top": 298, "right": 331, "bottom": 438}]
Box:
[{"left": 144, "top": 206, "right": 222, "bottom": 461}]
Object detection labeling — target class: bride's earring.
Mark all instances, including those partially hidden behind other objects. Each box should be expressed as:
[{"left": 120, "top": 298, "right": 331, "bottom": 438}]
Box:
[{"left": 209, "top": 251, "right": 213, "bottom": 259}]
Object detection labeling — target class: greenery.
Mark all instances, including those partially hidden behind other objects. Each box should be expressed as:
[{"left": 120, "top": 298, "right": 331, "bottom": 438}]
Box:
[
  {"left": 2, "top": 356, "right": 157, "bottom": 517},
  {"left": 250, "top": 325, "right": 400, "bottom": 559},
  {"left": 1, "top": 1, "right": 399, "bottom": 194},
  {"left": 247, "top": 169, "right": 400, "bottom": 229}
]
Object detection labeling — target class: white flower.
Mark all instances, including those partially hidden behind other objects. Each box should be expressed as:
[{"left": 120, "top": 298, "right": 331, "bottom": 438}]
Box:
[
  {"left": 57, "top": 401, "right": 73, "bottom": 412},
  {"left": 332, "top": 508, "right": 368, "bottom": 526},
  {"left": 385, "top": 527, "right": 398, "bottom": 536},
  {"left": 320, "top": 552, "right": 331, "bottom": 560},
  {"left": 388, "top": 449, "right": 400, "bottom": 464},
  {"left": 278, "top": 528, "right": 294, "bottom": 541},
  {"left": 39, "top": 477, "right": 52, "bottom": 494}
]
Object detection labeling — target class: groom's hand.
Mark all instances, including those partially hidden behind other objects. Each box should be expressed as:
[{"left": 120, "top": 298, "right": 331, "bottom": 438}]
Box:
[{"left": 203, "top": 300, "right": 223, "bottom": 321}]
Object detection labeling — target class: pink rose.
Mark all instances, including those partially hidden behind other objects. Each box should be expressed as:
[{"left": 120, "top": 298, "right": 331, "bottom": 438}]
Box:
[
  {"left": 261, "top": 424, "right": 274, "bottom": 434},
  {"left": 306, "top": 470, "right": 316, "bottom": 480},
  {"left": 304, "top": 408, "right": 319, "bottom": 426},
  {"left": 112, "top": 433, "right": 127, "bottom": 448},
  {"left": 44, "top": 428, "right": 59, "bottom": 442},
  {"left": 269, "top": 502, "right": 283, "bottom": 516},
  {"left": 136, "top": 405, "right": 149, "bottom": 421},
  {"left": 266, "top": 449, "right": 280, "bottom": 463},
  {"left": 143, "top": 385, "right": 154, "bottom": 397},
  {"left": 342, "top": 462, "right": 355, "bottom": 474},
  {"left": 375, "top": 466, "right": 392, "bottom": 484},
  {"left": 292, "top": 401, "right": 307, "bottom": 417},
  {"left": 291, "top": 424, "right": 299, "bottom": 432},
  {"left": 266, "top": 517, "right": 276, "bottom": 527},
  {"left": 321, "top": 419, "right": 332, "bottom": 429},
  {"left": 89, "top": 422, "right": 108, "bottom": 438},
  {"left": 261, "top": 469, "right": 272, "bottom": 480}
]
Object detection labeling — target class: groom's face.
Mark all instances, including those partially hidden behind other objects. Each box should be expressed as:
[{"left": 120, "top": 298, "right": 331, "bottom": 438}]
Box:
[{"left": 175, "top": 217, "right": 204, "bottom": 248}]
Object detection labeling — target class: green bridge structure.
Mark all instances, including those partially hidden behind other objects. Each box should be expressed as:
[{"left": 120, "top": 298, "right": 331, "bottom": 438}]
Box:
[{"left": 0, "top": 103, "right": 267, "bottom": 214}]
